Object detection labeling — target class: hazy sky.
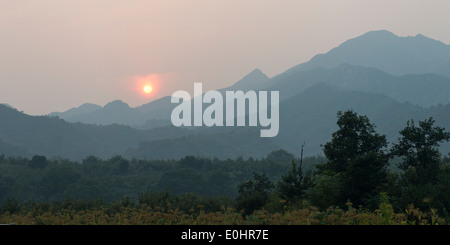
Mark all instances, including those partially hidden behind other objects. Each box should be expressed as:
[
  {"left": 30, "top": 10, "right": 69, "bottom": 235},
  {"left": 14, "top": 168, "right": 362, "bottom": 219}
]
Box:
[{"left": 1, "top": 0, "right": 450, "bottom": 115}]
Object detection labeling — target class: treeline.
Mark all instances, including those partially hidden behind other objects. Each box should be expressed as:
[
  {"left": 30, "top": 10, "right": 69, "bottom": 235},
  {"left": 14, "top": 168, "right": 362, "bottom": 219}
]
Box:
[
  {"left": 1, "top": 110, "right": 450, "bottom": 224},
  {"left": 0, "top": 148, "right": 321, "bottom": 204}
]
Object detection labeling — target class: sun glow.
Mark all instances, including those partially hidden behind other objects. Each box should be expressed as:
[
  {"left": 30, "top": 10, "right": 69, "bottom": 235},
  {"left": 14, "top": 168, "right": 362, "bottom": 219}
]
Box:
[
  {"left": 132, "top": 74, "right": 160, "bottom": 98},
  {"left": 143, "top": 84, "right": 153, "bottom": 94},
  {"left": 132, "top": 73, "right": 175, "bottom": 101}
]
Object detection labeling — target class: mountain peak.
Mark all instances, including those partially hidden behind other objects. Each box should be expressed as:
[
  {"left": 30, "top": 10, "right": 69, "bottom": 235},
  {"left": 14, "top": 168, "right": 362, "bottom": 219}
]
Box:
[
  {"left": 278, "top": 30, "right": 450, "bottom": 80},
  {"left": 228, "top": 68, "right": 270, "bottom": 90},
  {"left": 248, "top": 68, "right": 266, "bottom": 76},
  {"left": 48, "top": 103, "right": 100, "bottom": 118},
  {"left": 360, "top": 30, "right": 396, "bottom": 38},
  {"left": 78, "top": 103, "right": 101, "bottom": 109},
  {"left": 104, "top": 100, "right": 130, "bottom": 110},
  {"left": 345, "top": 30, "right": 447, "bottom": 48},
  {"left": 339, "top": 30, "right": 400, "bottom": 48},
  {"left": 240, "top": 68, "right": 268, "bottom": 81},
  {"left": 1, "top": 103, "right": 15, "bottom": 110}
]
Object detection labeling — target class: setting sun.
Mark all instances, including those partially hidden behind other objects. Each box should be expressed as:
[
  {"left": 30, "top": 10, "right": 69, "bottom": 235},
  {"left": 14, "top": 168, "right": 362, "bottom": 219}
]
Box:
[{"left": 143, "top": 85, "right": 153, "bottom": 94}]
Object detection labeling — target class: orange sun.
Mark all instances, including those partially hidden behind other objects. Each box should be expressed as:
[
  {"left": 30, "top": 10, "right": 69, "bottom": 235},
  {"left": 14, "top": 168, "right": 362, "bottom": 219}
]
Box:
[{"left": 143, "top": 85, "right": 153, "bottom": 94}]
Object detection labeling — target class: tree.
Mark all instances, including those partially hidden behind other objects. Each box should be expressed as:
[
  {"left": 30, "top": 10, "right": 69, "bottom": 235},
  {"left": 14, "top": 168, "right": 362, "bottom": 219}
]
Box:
[
  {"left": 391, "top": 117, "right": 450, "bottom": 184},
  {"left": 318, "top": 110, "right": 389, "bottom": 208},
  {"left": 236, "top": 173, "right": 274, "bottom": 216},
  {"left": 341, "top": 151, "right": 389, "bottom": 209},
  {"left": 307, "top": 174, "right": 341, "bottom": 210},
  {"left": 109, "top": 155, "right": 130, "bottom": 174},
  {"left": 278, "top": 160, "right": 304, "bottom": 203},
  {"left": 40, "top": 165, "right": 81, "bottom": 199},
  {"left": 322, "top": 110, "right": 387, "bottom": 173},
  {"left": 277, "top": 143, "right": 310, "bottom": 205},
  {"left": 28, "top": 155, "right": 48, "bottom": 169}
]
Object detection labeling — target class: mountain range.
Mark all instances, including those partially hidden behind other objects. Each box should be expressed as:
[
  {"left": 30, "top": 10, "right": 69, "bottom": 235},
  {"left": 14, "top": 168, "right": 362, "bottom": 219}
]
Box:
[
  {"left": 2, "top": 30, "right": 450, "bottom": 160},
  {"left": 271, "top": 30, "right": 450, "bottom": 82}
]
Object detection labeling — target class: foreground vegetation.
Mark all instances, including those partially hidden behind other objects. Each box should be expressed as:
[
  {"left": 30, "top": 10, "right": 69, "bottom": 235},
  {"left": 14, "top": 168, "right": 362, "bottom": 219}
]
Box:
[
  {"left": 2, "top": 110, "right": 450, "bottom": 225},
  {"left": 0, "top": 192, "right": 445, "bottom": 225}
]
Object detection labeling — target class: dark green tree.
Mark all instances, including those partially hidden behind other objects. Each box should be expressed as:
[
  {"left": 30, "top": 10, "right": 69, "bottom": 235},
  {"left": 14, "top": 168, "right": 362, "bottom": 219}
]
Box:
[
  {"left": 391, "top": 117, "right": 450, "bottom": 184},
  {"left": 109, "top": 155, "right": 130, "bottom": 174},
  {"left": 40, "top": 165, "right": 81, "bottom": 199},
  {"left": 277, "top": 160, "right": 304, "bottom": 203},
  {"left": 28, "top": 155, "right": 48, "bottom": 169},
  {"left": 277, "top": 143, "right": 311, "bottom": 205},
  {"left": 236, "top": 173, "right": 274, "bottom": 216},
  {"left": 322, "top": 110, "right": 387, "bottom": 174},
  {"left": 318, "top": 110, "right": 389, "bottom": 208},
  {"left": 307, "top": 174, "right": 341, "bottom": 210},
  {"left": 342, "top": 151, "right": 389, "bottom": 209}
]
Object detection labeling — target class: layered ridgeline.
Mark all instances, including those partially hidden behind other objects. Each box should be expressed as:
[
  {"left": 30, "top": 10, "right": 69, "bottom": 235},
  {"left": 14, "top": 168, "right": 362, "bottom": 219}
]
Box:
[
  {"left": 48, "top": 98, "right": 175, "bottom": 130},
  {"left": 270, "top": 30, "right": 450, "bottom": 82},
  {"left": 0, "top": 105, "right": 197, "bottom": 160},
  {"left": 2, "top": 30, "right": 450, "bottom": 160},
  {"left": 266, "top": 64, "right": 450, "bottom": 107},
  {"left": 50, "top": 30, "right": 450, "bottom": 126},
  {"left": 125, "top": 30, "right": 450, "bottom": 159},
  {"left": 48, "top": 68, "right": 271, "bottom": 129},
  {"left": 129, "top": 83, "right": 450, "bottom": 158},
  {"left": 0, "top": 104, "right": 278, "bottom": 160}
]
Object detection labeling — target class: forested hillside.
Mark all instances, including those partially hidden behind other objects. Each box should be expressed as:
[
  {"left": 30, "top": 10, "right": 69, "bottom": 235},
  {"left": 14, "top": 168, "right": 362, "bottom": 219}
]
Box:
[{"left": 2, "top": 111, "right": 450, "bottom": 225}]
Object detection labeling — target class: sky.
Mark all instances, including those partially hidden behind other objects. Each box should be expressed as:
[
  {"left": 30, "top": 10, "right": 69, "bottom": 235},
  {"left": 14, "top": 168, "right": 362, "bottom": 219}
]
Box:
[{"left": 1, "top": 0, "right": 450, "bottom": 115}]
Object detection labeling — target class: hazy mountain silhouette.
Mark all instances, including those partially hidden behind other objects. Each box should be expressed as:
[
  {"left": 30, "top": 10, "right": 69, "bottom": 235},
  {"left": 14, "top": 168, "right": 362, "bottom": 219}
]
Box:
[
  {"left": 56, "top": 60, "right": 450, "bottom": 130},
  {"left": 266, "top": 63, "right": 450, "bottom": 107},
  {"left": 0, "top": 104, "right": 194, "bottom": 160},
  {"left": 49, "top": 103, "right": 101, "bottom": 119},
  {"left": 130, "top": 83, "right": 450, "bottom": 159},
  {"left": 0, "top": 138, "right": 29, "bottom": 157},
  {"left": 278, "top": 82, "right": 450, "bottom": 156},
  {"left": 271, "top": 30, "right": 450, "bottom": 83},
  {"left": 220, "top": 68, "right": 270, "bottom": 91},
  {"left": 51, "top": 30, "right": 450, "bottom": 128},
  {"left": 0, "top": 103, "right": 15, "bottom": 110},
  {"left": 0, "top": 104, "right": 143, "bottom": 159},
  {"left": 4, "top": 30, "right": 450, "bottom": 160},
  {"left": 274, "top": 83, "right": 425, "bottom": 155},
  {"left": 49, "top": 68, "right": 270, "bottom": 128},
  {"left": 0, "top": 104, "right": 279, "bottom": 160},
  {"left": 52, "top": 100, "right": 144, "bottom": 126}
]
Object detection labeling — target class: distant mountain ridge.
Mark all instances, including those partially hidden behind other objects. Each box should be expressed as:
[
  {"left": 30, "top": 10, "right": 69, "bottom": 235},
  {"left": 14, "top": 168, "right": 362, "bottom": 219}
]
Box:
[
  {"left": 271, "top": 30, "right": 450, "bottom": 82},
  {"left": 0, "top": 103, "right": 15, "bottom": 109},
  {"left": 126, "top": 83, "right": 450, "bottom": 159},
  {"left": 221, "top": 68, "right": 270, "bottom": 91},
  {"left": 49, "top": 103, "right": 101, "bottom": 119},
  {"left": 266, "top": 63, "right": 450, "bottom": 106},
  {"left": 50, "top": 30, "right": 450, "bottom": 128},
  {"left": 3, "top": 30, "right": 450, "bottom": 160},
  {"left": 50, "top": 68, "right": 271, "bottom": 128},
  {"left": 0, "top": 104, "right": 276, "bottom": 160}
]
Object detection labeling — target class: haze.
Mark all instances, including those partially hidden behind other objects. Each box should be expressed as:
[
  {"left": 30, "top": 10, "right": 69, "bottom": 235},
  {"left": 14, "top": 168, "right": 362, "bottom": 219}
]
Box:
[{"left": 1, "top": 0, "right": 450, "bottom": 115}]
